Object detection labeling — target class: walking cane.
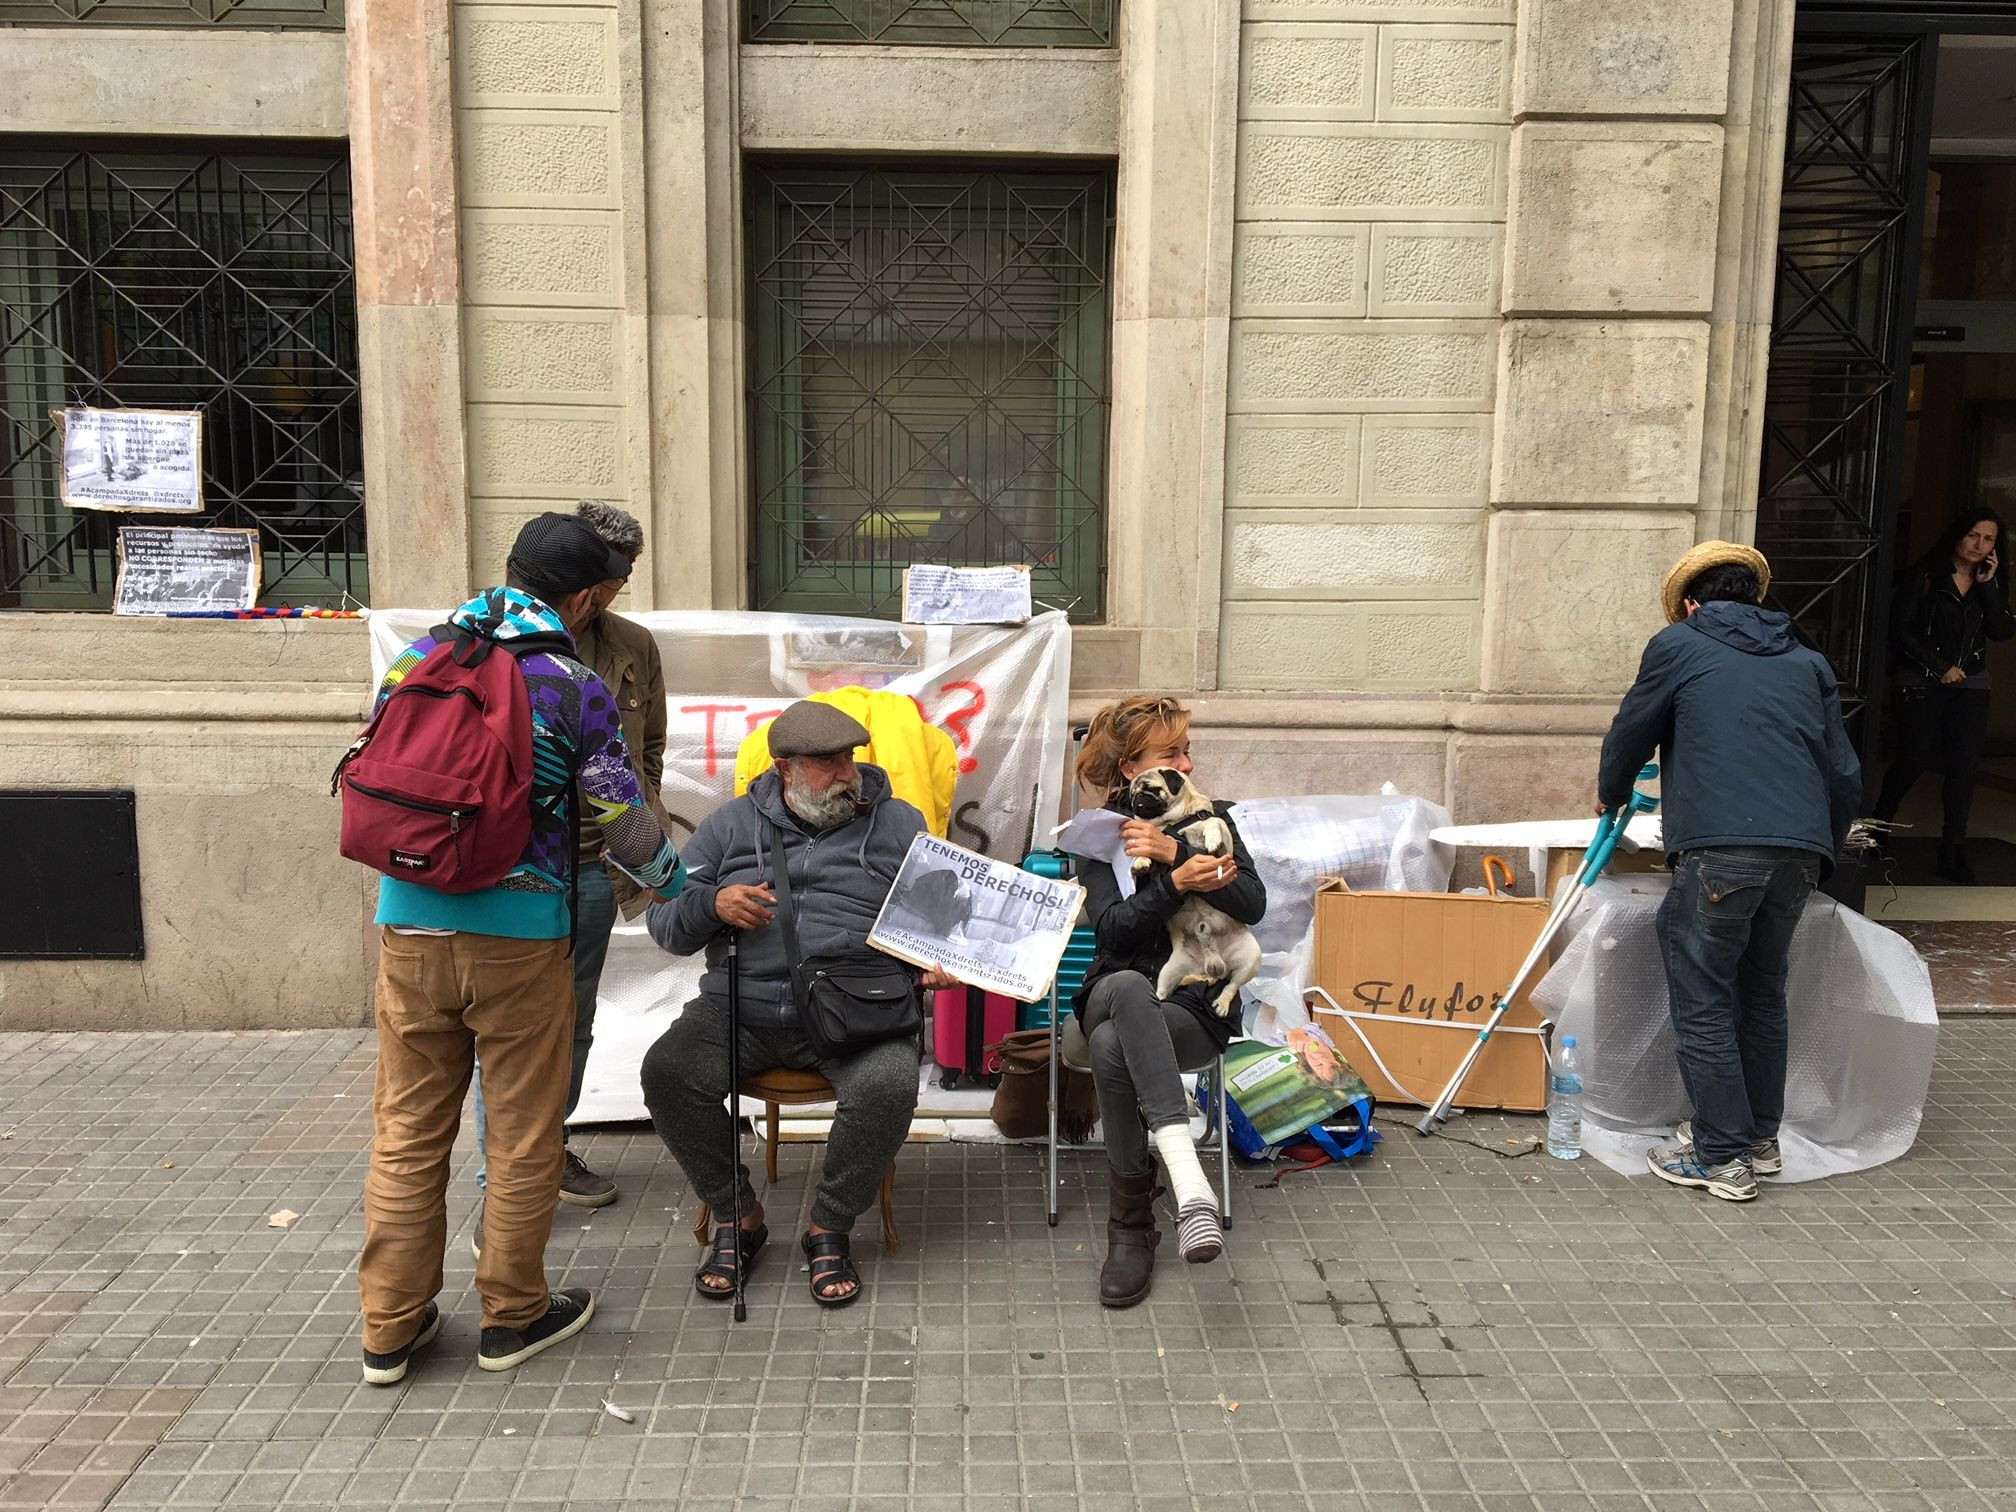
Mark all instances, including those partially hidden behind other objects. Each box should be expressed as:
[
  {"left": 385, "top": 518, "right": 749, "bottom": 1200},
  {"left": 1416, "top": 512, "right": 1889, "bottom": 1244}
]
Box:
[
  {"left": 724, "top": 934, "right": 748, "bottom": 1323},
  {"left": 1413, "top": 764, "right": 1661, "bottom": 1136}
]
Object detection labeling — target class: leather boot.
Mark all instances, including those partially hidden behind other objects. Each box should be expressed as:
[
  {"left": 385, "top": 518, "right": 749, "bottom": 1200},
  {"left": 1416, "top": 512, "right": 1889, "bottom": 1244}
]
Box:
[{"left": 1099, "top": 1167, "right": 1160, "bottom": 1309}]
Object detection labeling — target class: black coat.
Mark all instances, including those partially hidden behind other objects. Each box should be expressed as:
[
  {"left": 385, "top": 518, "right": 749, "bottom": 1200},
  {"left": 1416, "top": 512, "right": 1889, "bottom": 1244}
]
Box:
[
  {"left": 1890, "top": 565, "right": 2014, "bottom": 684},
  {"left": 1072, "top": 799, "right": 1268, "bottom": 1052},
  {"left": 1598, "top": 602, "right": 1862, "bottom": 875}
]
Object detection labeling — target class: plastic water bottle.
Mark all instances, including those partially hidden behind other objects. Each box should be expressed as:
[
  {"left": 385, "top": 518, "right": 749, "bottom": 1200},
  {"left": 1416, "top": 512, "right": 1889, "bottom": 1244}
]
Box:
[{"left": 1547, "top": 1036, "right": 1584, "bottom": 1160}]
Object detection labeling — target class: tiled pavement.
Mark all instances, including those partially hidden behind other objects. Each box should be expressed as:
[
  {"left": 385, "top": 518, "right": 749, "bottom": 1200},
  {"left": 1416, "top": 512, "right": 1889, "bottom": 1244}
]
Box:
[{"left": 4, "top": 1024, "right": 2016, "bottom": 1511}]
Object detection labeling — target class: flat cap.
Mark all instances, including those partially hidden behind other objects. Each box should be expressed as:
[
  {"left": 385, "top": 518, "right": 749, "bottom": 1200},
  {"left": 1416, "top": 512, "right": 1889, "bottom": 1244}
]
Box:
[{"left": 768, "top": 700, "right": 871, "bottom": 760}]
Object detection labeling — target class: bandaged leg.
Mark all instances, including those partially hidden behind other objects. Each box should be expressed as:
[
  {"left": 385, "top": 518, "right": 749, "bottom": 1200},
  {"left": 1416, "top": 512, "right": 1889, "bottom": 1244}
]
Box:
[{"left": 1151, "top": 1123, "right": 1223, "bottom": 1264}]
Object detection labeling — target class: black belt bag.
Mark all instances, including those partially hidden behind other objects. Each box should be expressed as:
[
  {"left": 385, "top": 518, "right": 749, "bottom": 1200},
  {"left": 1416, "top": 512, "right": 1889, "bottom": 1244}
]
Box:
[{"left": 766, "top": 825, "right": 922, "bottom": 1059}]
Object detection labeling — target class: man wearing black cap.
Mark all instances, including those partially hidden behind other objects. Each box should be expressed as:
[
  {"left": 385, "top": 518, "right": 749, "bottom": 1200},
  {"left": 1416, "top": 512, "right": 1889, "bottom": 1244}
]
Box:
[
  {"left": 468, "top": 500, "right": 665, "bottom": 1217},
  {"left": 356, "top": 513, "right": 683, "bottom": 1384},
  {"left": 640, "top": 701, "right": 953, "bottom": 1308}
]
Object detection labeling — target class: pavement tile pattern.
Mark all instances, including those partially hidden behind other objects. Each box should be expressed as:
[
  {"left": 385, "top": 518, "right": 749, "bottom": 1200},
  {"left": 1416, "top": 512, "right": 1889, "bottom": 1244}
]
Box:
[{"left": 2, "top": 1022, "right": 2015, "bottom": 1511}]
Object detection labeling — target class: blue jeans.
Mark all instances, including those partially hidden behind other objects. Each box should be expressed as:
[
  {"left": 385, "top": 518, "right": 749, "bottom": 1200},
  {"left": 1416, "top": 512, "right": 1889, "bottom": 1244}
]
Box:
[
  {"left": 473, "top": 862, "right": 618, "bottom": 1189},
  {"left": 1653, "top": 846, "right": 1820, "bottom": 1168}
]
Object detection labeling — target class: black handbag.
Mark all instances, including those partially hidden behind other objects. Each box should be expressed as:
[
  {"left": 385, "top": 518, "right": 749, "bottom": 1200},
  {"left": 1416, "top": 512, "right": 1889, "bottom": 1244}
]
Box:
[{"left": 766, "top": 825, "right": 923, "bottom": 1059}]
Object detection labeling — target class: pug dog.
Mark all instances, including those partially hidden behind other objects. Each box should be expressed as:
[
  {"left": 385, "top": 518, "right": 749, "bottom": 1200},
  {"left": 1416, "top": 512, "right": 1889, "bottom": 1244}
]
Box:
[{"left": 1125, "top": 768, "right": 1262, "bottom": 1019}]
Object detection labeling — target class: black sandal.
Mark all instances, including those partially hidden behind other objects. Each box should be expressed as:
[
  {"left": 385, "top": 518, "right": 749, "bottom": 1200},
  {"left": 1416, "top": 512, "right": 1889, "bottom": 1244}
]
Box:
[
  {"left": 802, "top": 1230, "right": 861, "bottom": 1308},
  {"left": 694, "top": 1223, "right": 766, "bottom": 1299}
]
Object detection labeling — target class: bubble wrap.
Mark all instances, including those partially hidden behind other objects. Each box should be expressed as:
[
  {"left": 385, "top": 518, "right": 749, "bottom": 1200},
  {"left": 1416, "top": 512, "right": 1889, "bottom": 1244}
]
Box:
[
  {"left": 1530, "top": 874, "right": 1938, "bottom": 1182},
  {"left": 1229, "top": 791, "right": 1454, "bottom": 1040}
]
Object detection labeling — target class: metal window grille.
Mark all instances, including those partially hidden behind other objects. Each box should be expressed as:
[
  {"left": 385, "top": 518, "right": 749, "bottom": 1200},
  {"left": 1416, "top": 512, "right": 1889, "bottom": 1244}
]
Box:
[
  {"left": 1757, "top": 36, "right": 1934, "bottom": 746},
  {"left": 0, "top": 146, "right": 364, "bottom": 611},
  {"left": 747, "top": 163, "right": 1113, "bottom": 620},
  {"left": 745, "top": 0, "right": 1112, "bottom": 47},
  {"left": 0, "top": 0, "right": 342, "bottom": 25}
]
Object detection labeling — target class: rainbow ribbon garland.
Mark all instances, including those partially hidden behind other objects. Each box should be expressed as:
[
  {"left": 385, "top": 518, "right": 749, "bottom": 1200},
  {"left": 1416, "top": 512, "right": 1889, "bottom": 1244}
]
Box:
[{"left": 163, "top": 607, "right": 361, "bottom": 620}]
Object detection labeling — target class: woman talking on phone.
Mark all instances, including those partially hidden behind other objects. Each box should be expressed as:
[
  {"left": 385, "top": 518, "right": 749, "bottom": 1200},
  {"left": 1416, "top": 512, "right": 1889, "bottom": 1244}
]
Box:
[
  {"left": 1070, "top": 695, "right": 1265, "bottom": 1308},
  {"left": 1872, "top": 509, "right": 2014, "bottom": 883}
]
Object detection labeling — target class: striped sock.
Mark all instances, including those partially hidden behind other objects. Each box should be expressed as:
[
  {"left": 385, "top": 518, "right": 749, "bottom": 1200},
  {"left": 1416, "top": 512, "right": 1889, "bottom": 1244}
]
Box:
[{"left": 1151, "top": 1124, "right": 1223, "bottom": 1263}]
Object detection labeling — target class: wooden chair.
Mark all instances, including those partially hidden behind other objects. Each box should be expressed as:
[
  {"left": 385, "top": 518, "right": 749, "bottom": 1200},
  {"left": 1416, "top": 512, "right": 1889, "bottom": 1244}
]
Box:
[{"left": 690, "top": 1067, "right": 901, "bottom": 1254}]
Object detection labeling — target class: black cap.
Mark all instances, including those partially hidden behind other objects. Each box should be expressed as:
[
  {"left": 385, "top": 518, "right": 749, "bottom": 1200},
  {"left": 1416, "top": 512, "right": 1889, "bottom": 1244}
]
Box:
[{"left": 507, "top": 512, "right": 634, "bottom": 600}]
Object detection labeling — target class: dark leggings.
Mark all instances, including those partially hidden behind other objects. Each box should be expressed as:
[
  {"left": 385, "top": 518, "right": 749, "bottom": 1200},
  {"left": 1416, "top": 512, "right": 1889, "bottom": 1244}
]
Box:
[
  {"left": 1874, "top": 685, "right": 1993, "bottom": 841},
  {"left": 1080, "top": 972, "right": 1219, "bottom": 1178}
]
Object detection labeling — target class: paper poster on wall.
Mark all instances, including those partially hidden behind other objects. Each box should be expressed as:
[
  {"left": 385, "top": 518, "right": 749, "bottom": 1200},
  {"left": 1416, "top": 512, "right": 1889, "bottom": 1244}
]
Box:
[
  {"left": 113, "top": 527, "right": 261, "bottom": 616},
  {"left": 59, "top": 406, "right": 205, "bottom": 514},
  {"left": 902, "top": 564, "right": 1033, "bottom": 625}
]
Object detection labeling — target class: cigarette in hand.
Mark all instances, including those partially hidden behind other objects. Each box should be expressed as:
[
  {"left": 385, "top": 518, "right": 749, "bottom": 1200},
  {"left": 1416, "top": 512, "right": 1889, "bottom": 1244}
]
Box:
[{"left": 1215, "top": 863, "right": 1225, "bottom": 881}]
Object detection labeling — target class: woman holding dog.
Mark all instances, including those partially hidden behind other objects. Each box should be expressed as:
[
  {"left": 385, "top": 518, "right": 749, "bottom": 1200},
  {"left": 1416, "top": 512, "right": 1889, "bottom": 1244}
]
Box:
[{"left": 1072, "top": 695, "right": 1266, "bottom": 1307}]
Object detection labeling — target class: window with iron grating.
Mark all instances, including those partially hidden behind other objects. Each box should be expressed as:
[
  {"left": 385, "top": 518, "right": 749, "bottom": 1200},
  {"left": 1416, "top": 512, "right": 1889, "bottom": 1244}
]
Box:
[
  {"left": 0, "top": 0, "right": 342, "bottom": 24},
  {"left": 745, "top": 0, "right": 1112, "bottom": 47},
  {"left": 0, "top": 147, "right": 363, "bottom": 611},
  {"left": 747, "top": 163, "right": 1113, "bottom": 620}
]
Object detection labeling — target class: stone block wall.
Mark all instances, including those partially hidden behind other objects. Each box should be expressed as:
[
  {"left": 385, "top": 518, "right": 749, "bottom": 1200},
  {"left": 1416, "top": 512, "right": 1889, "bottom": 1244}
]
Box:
[
  {"left": 1220, "top": 0, "right": 1513, "bottom": 692},
  {"left": 452, "top": 0, "right": 644, "bottom": 592},
  {"left": 1482, "top": 0, "right": 1738, "bottom": 700}
]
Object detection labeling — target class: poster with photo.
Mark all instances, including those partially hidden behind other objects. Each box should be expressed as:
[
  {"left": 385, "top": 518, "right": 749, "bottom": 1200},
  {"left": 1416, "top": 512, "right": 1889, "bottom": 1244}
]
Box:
[
  {"left": 870, "top": 832, "right": 1085, "bottom": 1003},
  {"left": 113, "top": 527, "right": 261, "bottom": 616},
  {"left": 60, "top": 406, "right": 205, "bottom": 514},
  {"left": 902, "top": 564, "right": 1033, "bottom": 625}
]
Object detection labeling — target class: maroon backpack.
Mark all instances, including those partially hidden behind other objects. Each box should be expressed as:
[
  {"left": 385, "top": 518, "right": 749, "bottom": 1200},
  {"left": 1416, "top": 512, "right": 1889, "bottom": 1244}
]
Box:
[{"left": 332, "top": 627, "right": 547, "bottom": 892}]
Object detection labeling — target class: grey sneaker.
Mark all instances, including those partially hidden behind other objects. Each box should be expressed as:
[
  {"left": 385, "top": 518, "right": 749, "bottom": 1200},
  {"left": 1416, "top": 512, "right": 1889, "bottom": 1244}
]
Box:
[
  {"left": 1675, "top": 1121, "right": 1782, "bottom": 1176},
  {"left": 558, "top": 1149, "right": 618, "bottom": 1208},
  {"left": 1647, "top": 1143, "right": 1757, "bottom": 1202}
]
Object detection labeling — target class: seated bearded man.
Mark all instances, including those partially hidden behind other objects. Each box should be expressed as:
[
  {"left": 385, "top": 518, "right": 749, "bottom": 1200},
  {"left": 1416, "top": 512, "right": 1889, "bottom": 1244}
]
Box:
[{"left": 640, "top": 700, "right": 950, "bottom": 1306}]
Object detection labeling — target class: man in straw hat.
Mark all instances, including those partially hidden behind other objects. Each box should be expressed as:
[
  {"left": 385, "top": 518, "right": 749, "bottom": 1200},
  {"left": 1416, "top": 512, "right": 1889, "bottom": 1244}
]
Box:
[{"left": 1597, "top": 541, "right": 1861, "bottom": 1202}]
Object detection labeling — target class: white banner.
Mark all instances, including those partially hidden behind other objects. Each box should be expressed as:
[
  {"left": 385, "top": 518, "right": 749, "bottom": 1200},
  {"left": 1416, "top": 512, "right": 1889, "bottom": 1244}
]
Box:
[
  {"left": 367, "top": 608, "right": 1073, "bottom": 860},
  {"left": 364, "top": 607, "right": 1074, "bottom": 1122}
]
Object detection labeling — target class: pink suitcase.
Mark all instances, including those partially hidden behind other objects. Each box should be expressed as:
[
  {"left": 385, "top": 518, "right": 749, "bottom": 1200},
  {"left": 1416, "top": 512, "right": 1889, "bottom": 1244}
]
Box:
[{"left": 932, "top": 985, "right": 1017, "bottom": 1090}]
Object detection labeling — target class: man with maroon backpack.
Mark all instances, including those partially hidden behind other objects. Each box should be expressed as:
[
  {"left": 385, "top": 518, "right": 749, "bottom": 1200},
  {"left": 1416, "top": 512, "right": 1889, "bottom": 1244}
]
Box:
[{"left": 337, "top": 512, "right": 683, "bottom": 1384}]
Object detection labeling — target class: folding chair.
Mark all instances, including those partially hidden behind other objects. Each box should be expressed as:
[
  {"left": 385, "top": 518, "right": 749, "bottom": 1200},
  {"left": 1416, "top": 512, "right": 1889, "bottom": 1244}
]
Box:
[{"left": 1043, "top": 977, "right": 1234, "bottom": 1232}]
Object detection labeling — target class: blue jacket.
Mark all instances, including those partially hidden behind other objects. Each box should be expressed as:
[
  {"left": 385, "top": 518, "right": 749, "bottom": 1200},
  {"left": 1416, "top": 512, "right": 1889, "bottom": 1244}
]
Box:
[{"left": 1598, "top": 602, "right": 1862, "bottom": 874}]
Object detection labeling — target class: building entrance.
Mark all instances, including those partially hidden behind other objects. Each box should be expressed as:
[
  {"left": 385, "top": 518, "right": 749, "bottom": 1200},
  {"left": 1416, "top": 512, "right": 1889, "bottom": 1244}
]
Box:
[{"left": 1760, "top": 10, "right": 2016, "bottom": 892}]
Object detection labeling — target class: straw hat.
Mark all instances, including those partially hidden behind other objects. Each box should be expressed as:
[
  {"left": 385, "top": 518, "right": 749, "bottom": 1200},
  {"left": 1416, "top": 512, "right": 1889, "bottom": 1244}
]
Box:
[{"left": 1661, "top": 541, "right": 1770, "bottom": 624}]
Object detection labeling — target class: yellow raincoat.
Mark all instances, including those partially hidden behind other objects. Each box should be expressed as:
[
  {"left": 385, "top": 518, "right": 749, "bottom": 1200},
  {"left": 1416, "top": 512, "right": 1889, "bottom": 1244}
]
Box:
[{"left": 734, "top": 686, "right": 959, "bottom": 838}]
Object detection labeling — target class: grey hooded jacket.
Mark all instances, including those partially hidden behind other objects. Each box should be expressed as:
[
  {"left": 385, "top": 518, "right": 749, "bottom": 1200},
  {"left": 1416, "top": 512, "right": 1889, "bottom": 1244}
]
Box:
[{"left": 645, "top": 764, "right": 927, "bottom": 1028}]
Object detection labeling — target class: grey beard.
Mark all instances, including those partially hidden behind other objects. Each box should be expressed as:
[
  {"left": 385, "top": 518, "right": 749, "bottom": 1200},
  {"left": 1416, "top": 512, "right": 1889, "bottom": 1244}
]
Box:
[{"left": 783, "top": 773, "right": 863, "bottom": 830}]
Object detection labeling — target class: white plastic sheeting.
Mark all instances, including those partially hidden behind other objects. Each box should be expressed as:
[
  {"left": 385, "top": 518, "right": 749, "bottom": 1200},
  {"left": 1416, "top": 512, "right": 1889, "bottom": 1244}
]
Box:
[
  {"left": 365, "top": 607, "right": 1073, "bottom": 1126},
  {"left": 1530, "top": 874, "right": 1937, "bottom": 1182},
  {"left": 366, "top": 608, "right": 1072, "bottom": 861},
  {"left": 1230, "top": 789, "right": 1454, "bottom": 1040}
]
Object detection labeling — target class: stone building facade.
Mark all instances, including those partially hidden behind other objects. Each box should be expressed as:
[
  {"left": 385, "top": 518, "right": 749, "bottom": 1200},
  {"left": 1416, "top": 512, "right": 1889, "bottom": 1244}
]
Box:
[{"left": 0, "top": 0, "right": 1797, "bottom": 1028}]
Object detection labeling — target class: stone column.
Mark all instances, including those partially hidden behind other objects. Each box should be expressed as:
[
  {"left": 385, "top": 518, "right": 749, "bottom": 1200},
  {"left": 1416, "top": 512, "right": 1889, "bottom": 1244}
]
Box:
[
  {"left": 347, "top": 0, "right": 473, "bottom": 608},
  {"left": 642, "top": 0, "right": 744, "bottom": 610},
  {"left": 1103, "top": 0, "right": 1243, "bottom": 694},
  {"left": 1462, "top": 0, "right": 1773, "bottom": 817},
  {"left": 452, "top": 0, "right": 643, "bottom": 593}
]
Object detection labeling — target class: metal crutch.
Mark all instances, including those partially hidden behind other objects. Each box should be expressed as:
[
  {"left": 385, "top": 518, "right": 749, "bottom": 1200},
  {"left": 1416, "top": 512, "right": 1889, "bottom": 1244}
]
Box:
[
  {"left": 1413, "top": 764, "right": 1661, "bottom": 1136},
  {"left": 724, "top": 934, "right": 748, "bottom": 1323}
]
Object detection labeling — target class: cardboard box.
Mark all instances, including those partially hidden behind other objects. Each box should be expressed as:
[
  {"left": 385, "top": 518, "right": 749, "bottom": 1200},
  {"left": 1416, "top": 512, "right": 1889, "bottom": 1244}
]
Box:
[
  {"left": 1542, "top": 843, "right": 1663, "bottom": 896},
  {"left": 1307, "top": 881, "right": 1551, "bottom": 1112}
]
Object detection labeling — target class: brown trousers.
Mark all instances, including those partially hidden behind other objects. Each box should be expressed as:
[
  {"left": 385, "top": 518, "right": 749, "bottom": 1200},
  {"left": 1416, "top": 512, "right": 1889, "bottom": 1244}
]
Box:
[{"left": 358, "top": 928, "right": 572, "bottom": 1352}]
